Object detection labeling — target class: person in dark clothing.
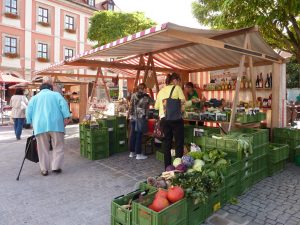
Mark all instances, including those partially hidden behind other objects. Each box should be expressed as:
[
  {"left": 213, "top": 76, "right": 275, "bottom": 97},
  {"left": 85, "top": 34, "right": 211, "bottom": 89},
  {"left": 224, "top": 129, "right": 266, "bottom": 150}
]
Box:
[{"left": 128, "top": 83, "right": 154, "bottom": 160}]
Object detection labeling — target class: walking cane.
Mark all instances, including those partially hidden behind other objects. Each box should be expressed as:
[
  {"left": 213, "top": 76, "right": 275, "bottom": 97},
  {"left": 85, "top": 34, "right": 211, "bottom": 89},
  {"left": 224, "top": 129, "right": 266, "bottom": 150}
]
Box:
[{"left": 16, "top": 137, "right": 33, "bottom": 181}]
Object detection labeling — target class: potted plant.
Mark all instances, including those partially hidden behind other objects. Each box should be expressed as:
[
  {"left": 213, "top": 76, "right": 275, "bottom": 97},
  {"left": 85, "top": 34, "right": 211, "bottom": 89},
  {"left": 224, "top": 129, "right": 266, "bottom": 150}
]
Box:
[
  {"left": 4, "top": 52, "right": 18, "bottom": 58},
  {"left": 37, "top": 57, "right": 49, "bottom": 63},
  {"left": 65, "top": 28, "right": 76, "bottom": 34},
  {"left": 4, "top": 12, "right": 19, "bottom": 19},
  {"left": 38, "top": 21, "right": 50, "bottom": 27}
]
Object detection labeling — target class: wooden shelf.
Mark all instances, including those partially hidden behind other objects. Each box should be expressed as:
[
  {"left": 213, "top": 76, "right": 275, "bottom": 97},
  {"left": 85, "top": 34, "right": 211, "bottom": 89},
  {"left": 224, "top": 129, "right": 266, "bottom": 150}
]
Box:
[{"left": 202, "top": 88, "right": 272, "bottom": 92}]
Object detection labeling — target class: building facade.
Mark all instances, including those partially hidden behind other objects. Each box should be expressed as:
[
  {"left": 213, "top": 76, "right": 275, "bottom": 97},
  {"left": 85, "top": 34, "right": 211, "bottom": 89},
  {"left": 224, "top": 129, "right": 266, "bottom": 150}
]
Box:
[{"left": 0, "top": 0, "right": 114, "bottom": 80}]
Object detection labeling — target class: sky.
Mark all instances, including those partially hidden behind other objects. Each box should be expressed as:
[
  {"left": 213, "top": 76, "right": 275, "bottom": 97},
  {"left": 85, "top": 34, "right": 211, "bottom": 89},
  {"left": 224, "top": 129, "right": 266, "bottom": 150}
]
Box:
[{"left": 113, "top": 0, "right": 206, "bottom": 28}]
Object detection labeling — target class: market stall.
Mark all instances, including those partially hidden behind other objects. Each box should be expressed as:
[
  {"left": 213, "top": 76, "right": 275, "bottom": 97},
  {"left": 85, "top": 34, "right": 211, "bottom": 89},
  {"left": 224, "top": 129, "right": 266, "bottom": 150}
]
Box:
[{"left": 34, "top": 23, "right": 293, "bottom": 225}]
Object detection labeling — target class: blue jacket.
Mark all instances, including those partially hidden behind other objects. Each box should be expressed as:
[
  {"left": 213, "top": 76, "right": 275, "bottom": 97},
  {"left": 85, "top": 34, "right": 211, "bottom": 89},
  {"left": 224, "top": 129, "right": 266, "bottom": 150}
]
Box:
[{"left": 26, "top": 89, "right": 71, "bottom": 135}]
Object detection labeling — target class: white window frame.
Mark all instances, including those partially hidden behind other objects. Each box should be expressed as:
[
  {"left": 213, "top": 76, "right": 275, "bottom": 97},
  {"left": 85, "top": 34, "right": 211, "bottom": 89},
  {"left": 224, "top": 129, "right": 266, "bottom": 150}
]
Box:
[
  {"left": 107, "top": 1, "right": 114, "bottom": 11},
  {"left": 38, "top": 7, "right": 49, "bottom": 23},
  {"left": 37, "top": 42, "right": 48, "bottom": 59},
  {"left": 65, "top": 15, "right": 75, "bottom": 30},
  {"left": 87, "top": 0, "right": 95, "bottom": 7}
]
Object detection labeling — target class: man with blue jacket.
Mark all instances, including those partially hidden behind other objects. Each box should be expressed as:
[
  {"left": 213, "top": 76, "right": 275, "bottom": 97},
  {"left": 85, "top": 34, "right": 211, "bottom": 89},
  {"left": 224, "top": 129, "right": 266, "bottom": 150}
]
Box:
[{"left": 26, "top": 80, "right": 71, "bottom": 176}]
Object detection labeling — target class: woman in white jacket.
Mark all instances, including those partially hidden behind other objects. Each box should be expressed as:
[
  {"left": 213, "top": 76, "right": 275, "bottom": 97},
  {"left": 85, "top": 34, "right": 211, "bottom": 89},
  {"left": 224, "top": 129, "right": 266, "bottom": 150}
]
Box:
[{"left": 10, "top": 89, "right": 28, "bottom": 140}]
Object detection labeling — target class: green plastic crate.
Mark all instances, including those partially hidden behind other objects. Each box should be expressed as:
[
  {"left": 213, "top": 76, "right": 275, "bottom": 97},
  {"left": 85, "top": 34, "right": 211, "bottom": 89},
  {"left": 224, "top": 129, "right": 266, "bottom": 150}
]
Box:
[
  {"left": 268, "top": 143, "right": 289, "bottom": 163},
  {"left": 187, "top": 198, "right": 208, "bottom": 225},
  {"left": 252, "top": 168, "right": 268, "bottom": 184},
  {"left": 225, "top": 181, "right": 240, "bottom": 202},
  {"left": 223, "top": 160, "right": 242, "bottom": 176},
  {"left": 85, "top": 128, "right": 109, "bottom": 144},
  {"left": 273, "top": 128, "right": 289, "bottom": 139},
  {"left": 207, "top": 188, "right": 226, "bottom": 217},
  {"left": 132, "top": 192, "right": 187, "bottom": 225},
  {"left": 86, "top": 149, "right": 109, "bottom": 160},
  {"left": 239, "top": 174, "right": 253, "bottom": 194},
  {"left": 268, "top": 160, "right": 287, "bottom": 176},
  {"left": 253, "top": 154, "right": 267, "bottom": 172},
  {"left": 156, "top": 151, "right": 164, "bottom": 162},
  {"left": 235, "top": 128, "right": 269, "bottom": 148},
  {"left": 224, "top": 171, "right": 240, "bottom": 186},
  {"left": 288, "top": 128, "right": 300, "bottom": 140},
  {"left": 236, "top": 114, "right": 257, "bottom": 124},
  {"left": 115, "top": 139, "right": 128, "bottom": 153},
  {"left": 184, "top": 125, "right": 195, "bottom": 144},
  {"left": 256, "top": 112, "right": 267, "bottom": 121},
  {"left": 80, "top": 142, "right": 87, "bottom": 157},
  {"left": 252, "top": 144, "right": 268, "bottom": 158}
]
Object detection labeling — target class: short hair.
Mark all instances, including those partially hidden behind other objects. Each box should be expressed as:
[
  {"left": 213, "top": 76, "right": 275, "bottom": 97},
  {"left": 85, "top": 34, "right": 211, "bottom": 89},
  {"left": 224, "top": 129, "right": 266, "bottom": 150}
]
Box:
[
  {"left": 42, "top": 76, "right": 53, "bottom": 84},
  {"left": 185, "top": 82, "right": 194, "bottom": 89},
  {"left": 15, "top": 88, "right": 24, "bottom": 95},
  {"left": 137, "top": 83, "right": 147, "bottom": 91},
  {"left": 165, "top": 72, "right": 181, "bottom": 85}
]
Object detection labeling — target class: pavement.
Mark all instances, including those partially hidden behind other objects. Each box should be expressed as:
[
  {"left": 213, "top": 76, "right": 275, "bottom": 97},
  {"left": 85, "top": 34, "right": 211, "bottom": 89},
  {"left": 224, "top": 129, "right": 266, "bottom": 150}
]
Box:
[{"left": 0, "top": 124, "right": 300, "bottom": 225}]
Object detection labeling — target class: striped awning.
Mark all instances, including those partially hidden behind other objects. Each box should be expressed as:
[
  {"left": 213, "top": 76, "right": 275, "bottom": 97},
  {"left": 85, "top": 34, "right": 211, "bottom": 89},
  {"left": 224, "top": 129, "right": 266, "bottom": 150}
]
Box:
[{"left": 35, "top": 22, "right": 283, "bottom": 78}]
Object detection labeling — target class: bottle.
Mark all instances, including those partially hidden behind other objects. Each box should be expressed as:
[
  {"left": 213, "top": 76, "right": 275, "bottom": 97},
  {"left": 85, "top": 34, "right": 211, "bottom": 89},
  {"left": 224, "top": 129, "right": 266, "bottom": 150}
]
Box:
[
  {"left": 270, "top": 72, "right": 272, "bottom": 88},
  {"left": 228, "top": 80, "right": 232, "bottom": 90},
  {"left": 259, "top": 73, "right": 263, "bottom": 88},
  {"left": 244, "top": 77, "right": 249, "bottom": 89},
  {"left": 240, "top": 77, "right": 244, "bottom": 89},
  {"left": 256, "top": 75, "right": 260, "bottom": 88},
  {"left": 265, "top": 73, "right": 269, "bottom": 88}
]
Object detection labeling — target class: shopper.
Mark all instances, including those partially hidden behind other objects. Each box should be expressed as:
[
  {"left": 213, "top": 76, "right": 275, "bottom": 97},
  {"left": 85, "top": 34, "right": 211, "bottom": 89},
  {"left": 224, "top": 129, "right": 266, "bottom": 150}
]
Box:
[
  {"left": 26, "top": 81, "right": 70, "bottom": 176},
  {"left": 184, "top": 82, "right": 202, "bottom": 109},
  {"left": 155, "top": 73, "right": 186, "bottom": 168},
  {"left": 10, "top": 88, "right": 28, "bottom": 140},
  {"left": 128, "top": 83, "right": 154, "bottom": 160}
]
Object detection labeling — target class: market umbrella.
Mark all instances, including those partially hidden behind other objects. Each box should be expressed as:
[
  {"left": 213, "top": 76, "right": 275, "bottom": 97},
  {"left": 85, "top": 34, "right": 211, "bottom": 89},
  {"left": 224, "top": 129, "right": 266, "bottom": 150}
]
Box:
[{"left": 0, "top": 73, "right": 29, "bottom": 125}]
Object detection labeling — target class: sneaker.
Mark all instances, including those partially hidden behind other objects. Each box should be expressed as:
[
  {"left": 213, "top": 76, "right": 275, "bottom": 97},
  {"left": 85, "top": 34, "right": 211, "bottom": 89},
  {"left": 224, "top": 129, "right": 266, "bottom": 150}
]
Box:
[
  {"left": 129, "top": 152, "right": 136, "bottom": 158},
  {"left": 136, "top": 154, "right": 148, "bottom": 160},
  {"left": 41, "top": 170, "right": 48, "bottom": 176}
]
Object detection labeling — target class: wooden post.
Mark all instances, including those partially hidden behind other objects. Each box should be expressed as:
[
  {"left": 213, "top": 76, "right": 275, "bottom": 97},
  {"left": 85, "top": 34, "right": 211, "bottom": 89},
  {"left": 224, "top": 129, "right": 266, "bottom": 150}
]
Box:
[
  {"left": 246, "top": 39, "right": 256, "bottom": 102},
  {"left": 134, "top": 55, "right": 145, "bottom": 88},
  {"left": 143, "top": 54, "right": 153, "bottom": 83},
  {"left": 79, "top": 83, "right": 88, "bottom": 122},
  {"left": 228, "top": 34, "right": 249, "bottom": 132},
  {"left": 99, "top": 68, "right": 111, "bottom": 102},
  {"left": 149, "top": 56, "right": 160, "bottom": 94}
]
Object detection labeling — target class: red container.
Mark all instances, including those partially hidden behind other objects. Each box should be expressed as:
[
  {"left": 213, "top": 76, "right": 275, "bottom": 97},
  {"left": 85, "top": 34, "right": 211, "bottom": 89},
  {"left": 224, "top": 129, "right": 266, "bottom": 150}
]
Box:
[{"left": 148, "top": 119, "right": 155, "bottom": 134}]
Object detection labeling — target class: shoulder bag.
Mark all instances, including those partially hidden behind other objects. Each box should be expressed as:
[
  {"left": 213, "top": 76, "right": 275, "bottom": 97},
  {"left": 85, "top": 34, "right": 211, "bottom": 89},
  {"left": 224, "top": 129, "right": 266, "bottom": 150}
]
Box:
[{"left": 165, "top": 85, "right": 182, "bottom": 121}]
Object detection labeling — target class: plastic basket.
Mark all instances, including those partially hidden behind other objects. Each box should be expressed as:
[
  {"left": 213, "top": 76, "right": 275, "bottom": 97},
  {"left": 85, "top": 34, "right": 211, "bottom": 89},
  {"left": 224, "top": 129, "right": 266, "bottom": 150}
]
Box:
[
  {"left": 132, "top": 192, "right": 187, "bottom": 225},
  {"left": 268, "top": 143, "right": 289, "bottom": 163},
  {"left": 225, "top": 181, "right": 240, "bottom": 202},
  {"left": 236, "top": 128, "right": 269, "bottom": 148},
  {"left": 252, "top": 144, "right": 268, "bottom": 158},
  {"left": 115, "top": 139, "right": 128, "bottom": 153},
  {"left": 86, "top": 148, "right": 109, "bottom": 160},
  {"left": 253, "top": 154, "right": 267, "bottom": 172},
  {"left": 85, "top": 128, "right": 109, "bottom": 144},
  {"left": 207, "top": 188, "right": 226, "bottom": 217},
  {"left": 240, "top": 174, "right": 253, "bottom": 194},
  {"left": 252, "top": 168, "right": 268, "bottom": 184},
  {"left": 256, "top": 112, "right": 267, "bottom": 121},
  {"left": 187, "top": 198, "right": 208, "bottom": 225},
  {"left": 268, "top": 160, "right": 287, "bottom": 176},
  {"left": 295, "top": 155, "right": 300, "bottom": 166},
  {"left": 223, "top": 160, "right": 242, "bottom": 176}
]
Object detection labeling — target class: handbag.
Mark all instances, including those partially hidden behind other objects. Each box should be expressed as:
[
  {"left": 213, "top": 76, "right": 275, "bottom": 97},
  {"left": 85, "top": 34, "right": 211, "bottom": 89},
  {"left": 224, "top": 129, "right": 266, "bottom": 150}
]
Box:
[
  {"left": 165, "top": 85, "right": 182, "bottom": 121},
  {"left": 20, "top": 96, "right": 27, "bottom": 111},
  {"left": 25, "top": 135, "right": 39, "bottom": 163},
  {"left": 153, "top": 120, "right": 164, "bottom": 140}
]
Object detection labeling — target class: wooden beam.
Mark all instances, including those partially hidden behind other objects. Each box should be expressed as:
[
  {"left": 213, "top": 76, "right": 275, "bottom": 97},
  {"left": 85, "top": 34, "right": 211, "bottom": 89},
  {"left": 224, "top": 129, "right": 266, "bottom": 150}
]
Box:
[
  {"left": 143, "top": 54, "right": 153, "bottom": 83},
  {"left": 149, "top": 56, "right": 160, "bottom": 93},
  {"left": 87, "top": 68, "right": 101, "bottom": 112},
  {"left": 66, "top": 59, "right": 186, "bottom": 73},
  {"left": 37, "top": 72, "right": 135, "bottom": 79},
  {"left": 247, "top": 38, "right": 256, "bottom": 102},
  {"left": 165, "top": 29, "right": 282, "bottom": 63},
  {"left": 228, "top": 34, "right": 249, "bottom": 132},
  {"left": 99, "top": 68, "right": 111, "bottom": 102},
  {"left": 134, "top": 55, "right": 145, "bottom": 88},
  {"left": 189, "top": 61, "right": 273, "bottom": 73}
]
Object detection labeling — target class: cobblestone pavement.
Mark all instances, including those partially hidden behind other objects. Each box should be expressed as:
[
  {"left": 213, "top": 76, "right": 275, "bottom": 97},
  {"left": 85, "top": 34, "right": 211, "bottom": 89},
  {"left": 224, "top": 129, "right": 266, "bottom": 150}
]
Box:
[{"left": 0, "top": 125, "right": 300, "bottom": 225}]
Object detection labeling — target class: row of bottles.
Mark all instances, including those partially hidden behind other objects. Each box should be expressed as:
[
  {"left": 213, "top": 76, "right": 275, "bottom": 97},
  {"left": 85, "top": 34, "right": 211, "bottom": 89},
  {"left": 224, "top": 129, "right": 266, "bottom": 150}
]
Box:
[{"left": 256, "top": 72, "right": 272, "bottom": 88}]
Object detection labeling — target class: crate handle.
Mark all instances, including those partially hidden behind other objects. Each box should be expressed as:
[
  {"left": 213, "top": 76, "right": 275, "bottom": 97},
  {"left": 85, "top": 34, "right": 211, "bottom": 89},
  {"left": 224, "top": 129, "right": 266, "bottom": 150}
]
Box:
[
  {"left": 193, "top": 206, "right": 200, "bottom": 212},
  {"left": 114, "top": 194, "right": 125, "bottom": 199}
]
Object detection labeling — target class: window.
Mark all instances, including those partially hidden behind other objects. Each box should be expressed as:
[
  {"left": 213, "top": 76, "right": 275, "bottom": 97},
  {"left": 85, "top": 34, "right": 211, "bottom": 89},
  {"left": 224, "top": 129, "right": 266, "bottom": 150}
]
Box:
[
  {"left": 65, "top": 15, "right": 74, "bottom": 30},
  {"left": 38, "top": 7, "right": 48, "bottom": 23},
  {"left": 107, "top": 1, "right": 114, "bottom": 11},
  {"left": 5, "top": 0, "right": 17, "bottom": 14},
  {"left": 4, "top": 37, "right": 17, "bottom": 54},
  {"left": 64, "top": 48, "right": 74, "bottom": 60},
  {"left": 87, "top": 0, "right": 95, "bottom": 7},
  {"left": 37, "top": 43, "right": 48, "bottom": 59}
]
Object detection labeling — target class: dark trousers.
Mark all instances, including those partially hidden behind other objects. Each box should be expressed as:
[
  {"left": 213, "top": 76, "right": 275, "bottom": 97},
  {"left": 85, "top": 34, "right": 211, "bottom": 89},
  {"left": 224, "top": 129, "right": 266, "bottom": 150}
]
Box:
[
  {"left": 129, "top": 120, "right": 143, "bottom": 154},
  {"left": 161, "top": 118, "right": 184, "bottom": 168},
  {"left": 13, "top": 118, "right": 25, "bottom": 139}
]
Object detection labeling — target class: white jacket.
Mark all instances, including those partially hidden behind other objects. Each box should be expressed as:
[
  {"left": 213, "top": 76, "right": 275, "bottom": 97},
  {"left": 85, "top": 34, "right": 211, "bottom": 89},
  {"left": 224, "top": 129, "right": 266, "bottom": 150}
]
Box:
[{"left": 10, "top": 95, "right": 28, "bottom": 118}]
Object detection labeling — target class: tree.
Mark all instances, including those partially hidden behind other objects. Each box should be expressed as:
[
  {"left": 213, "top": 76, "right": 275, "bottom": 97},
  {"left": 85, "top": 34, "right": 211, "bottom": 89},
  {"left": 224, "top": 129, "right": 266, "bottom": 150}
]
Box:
[
  {"left": 192, "top": 0, "right": 300, "bottom": 63},
  {"left": 88, "top": 11, "right": 156, "bottom": 47},
  {"left": 287, "top": 57, "right": 300, "bottom": 88}
]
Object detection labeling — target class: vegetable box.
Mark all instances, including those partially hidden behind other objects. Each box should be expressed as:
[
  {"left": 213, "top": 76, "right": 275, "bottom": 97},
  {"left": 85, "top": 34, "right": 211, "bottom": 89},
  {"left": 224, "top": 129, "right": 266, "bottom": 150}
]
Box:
[{"left": 132, "top": 192, "right": 187, "bottom": 225}]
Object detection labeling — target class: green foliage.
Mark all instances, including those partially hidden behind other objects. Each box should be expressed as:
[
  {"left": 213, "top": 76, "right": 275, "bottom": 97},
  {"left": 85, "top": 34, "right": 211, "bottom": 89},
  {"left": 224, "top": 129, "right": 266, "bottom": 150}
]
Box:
[
  {"left": 192, "top": 0, "right": 300, "bottom": 63},
  {"left": 287, "top": 57, "right": 300, "bottom": 88},
  {"left": 88, "top": 11, "right": 156, "bottom": 46}
]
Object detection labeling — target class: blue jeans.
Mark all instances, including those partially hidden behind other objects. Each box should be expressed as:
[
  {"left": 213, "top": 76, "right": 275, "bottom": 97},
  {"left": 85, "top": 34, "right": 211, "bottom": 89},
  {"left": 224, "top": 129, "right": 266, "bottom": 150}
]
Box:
[
  {"left": 129, "top": 120, "right": 143, "bottom": 154},
  {"left": 13, "top": 118, "right": 25, "bottom": 139}
]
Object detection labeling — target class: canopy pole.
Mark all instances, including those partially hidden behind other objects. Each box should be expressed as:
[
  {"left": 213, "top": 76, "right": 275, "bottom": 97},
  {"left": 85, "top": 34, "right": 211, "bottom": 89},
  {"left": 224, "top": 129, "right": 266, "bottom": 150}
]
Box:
[
  {"left": 149, "top": 56, "right": 160, "bottom": 94},
  {"left": 134, "top": 56, "right": 145, "bottom": 88},
  {"left": 98, "top": 68, "right": 111, "bottom": 102},
  {"left": 247, "top": 38, "right": 256, "bottom": 102},
  {"left": 228, "top": 33, "right": 249, "bottom": 132},
  {"left": 143, "top": 54, "right": 153, "bottom": 83}
]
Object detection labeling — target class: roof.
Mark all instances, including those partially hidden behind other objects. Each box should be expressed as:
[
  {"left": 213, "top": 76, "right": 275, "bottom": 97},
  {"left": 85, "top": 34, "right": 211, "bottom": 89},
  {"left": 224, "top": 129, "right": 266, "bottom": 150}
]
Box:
[
  {"left": 35, "top": 22, "right": 283, "bottom": 78},
  {"left": 0, "top": 73, "right": 29, "bottom": 83}
]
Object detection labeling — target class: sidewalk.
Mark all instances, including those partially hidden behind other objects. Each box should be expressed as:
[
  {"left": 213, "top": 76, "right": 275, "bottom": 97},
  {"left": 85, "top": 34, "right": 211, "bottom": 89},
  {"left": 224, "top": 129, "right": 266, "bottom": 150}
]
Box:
[{"left": 0, "top": 125, "right": 299, "bottom": 225}]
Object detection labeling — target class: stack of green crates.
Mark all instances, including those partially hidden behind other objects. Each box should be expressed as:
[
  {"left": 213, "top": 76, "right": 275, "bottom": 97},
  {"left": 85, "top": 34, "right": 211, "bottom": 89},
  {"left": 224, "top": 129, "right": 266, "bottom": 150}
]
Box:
[
  {"left": 184, "top": 125, "right": 220, "bottom": 146},
  {"left": 97, "top": 116, "right": 128, "bottom": 155},
  {"left": 79, "top": 124, "right": 109, "bottom": 160},
  {"left": 273, "top": 128, "right": 300, "bottom": 162},
  {"left": 267, "top": 143, "right": 289, "bottom": 176}
]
